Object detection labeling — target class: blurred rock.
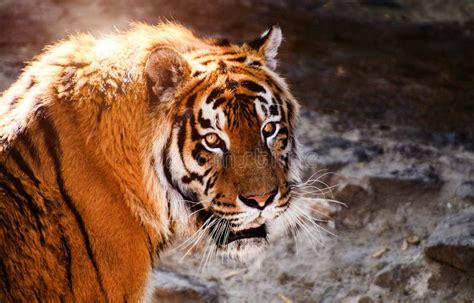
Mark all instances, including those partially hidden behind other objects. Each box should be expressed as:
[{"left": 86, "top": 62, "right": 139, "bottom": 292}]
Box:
[
  {"left": 424, "top": 212, "right": 474, "bottom": 274},
  {"left": 151, "top": 267, "right": 218, "bottom": 303},
  {"left": 352, "top": 144, "right": 384, "bottom": 163},
  {"left": 455, "top": 181, "right": 474, "bottom": 202},
  {"left": 341, "top": 294, "right": 374, "bottom": 303},
  {"left": 320, "top": 137, "right": 354, "bottom": 150},
  {"left": 374, "top": 263, "right": 418, "bottom": 290},
  {"left": 336, "top": 184, "right": 372, "bottom": 228},
  {"left": 368, "top": 163, "right": 442, "bottom": 195},
  {"left": 359, "top": 0, "right": 402, "bottom": 8}
]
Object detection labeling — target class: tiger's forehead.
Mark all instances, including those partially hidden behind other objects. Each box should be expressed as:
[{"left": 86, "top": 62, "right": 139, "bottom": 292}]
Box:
[
  {"left": 185, "top": 46, "right": 264, "bottom": 69},
  {"left": 194, "top": 74, "right": 284, "bottom": 132}
]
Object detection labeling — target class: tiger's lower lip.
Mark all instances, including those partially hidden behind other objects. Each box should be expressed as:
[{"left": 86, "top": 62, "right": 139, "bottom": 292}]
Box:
[{"left": 224, "top": 224, "right": 267, "bottom": 245}]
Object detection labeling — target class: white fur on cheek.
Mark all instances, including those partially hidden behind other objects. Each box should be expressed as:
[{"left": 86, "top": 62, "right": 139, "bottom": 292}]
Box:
[{"left": 150, "top": 126, "right": 191, "bottom": 237}]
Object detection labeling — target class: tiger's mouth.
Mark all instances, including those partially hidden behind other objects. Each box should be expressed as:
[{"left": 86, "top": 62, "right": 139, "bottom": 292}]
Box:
[
  {"left": 226, "top": 224, "right": 267, "bottom": 245},
  {"left": 209, "top": 222, "right": 267, "bottom": 247}
]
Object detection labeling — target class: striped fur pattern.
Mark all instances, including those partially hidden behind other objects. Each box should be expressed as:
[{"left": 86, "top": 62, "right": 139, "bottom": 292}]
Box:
[{"left": 0, "top": 23, "right": 301, "bottom": 301}]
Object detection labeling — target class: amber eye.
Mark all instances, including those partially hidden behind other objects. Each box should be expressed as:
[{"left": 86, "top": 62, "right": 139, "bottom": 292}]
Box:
[
  {"left": 204, "top": 133, "right": 220, "bottom": 148},
  {"left": 262, "top": 122, "right": 277, "bottom": 137}
]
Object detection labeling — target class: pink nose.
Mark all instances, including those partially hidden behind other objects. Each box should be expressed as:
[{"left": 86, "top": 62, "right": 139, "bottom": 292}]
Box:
[{"left": 248, "top": 193, "right": 272, "bottom": 207}]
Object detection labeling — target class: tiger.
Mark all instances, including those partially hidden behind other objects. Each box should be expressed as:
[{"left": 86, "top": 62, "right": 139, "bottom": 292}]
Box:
[{"left": 0, "top": 22, "right": 301, "bottom": 302}]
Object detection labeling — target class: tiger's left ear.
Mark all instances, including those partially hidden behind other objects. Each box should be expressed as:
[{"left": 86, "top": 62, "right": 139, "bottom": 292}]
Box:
[
  {"left": 145, "top": 47, "right": 191, "bottom": 104},
  {"left": 247, "top": 26, "right": 282, "bottom": 70}
]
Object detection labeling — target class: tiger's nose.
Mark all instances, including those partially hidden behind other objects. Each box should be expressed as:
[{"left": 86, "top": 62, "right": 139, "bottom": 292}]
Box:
[{"left": 239, "top": 189, "right": 277, "bottom": 209}]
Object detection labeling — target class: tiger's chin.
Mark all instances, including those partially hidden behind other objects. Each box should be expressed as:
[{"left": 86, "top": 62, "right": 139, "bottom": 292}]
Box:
[
  {"left": 218, "top": 238, "right": 268, "bottom": 261},
  {"left": 216, "top": 224, "right": 269, "bottom": 261}
]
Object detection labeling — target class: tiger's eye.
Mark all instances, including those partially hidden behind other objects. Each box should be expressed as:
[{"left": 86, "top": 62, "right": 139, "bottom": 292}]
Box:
[
  {"left": 205, "top": 133, "right": 220, "bottom": 147},
  {"left": 262, "top": 122, "right": 276, "bottom": 136}
]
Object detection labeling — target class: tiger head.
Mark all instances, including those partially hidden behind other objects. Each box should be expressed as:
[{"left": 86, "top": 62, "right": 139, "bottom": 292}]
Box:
[{"left": 146, "top": 26, "right": 300, "bottom": 260}]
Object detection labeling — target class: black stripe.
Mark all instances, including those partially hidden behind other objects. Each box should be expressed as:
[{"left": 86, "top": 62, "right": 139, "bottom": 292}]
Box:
[
  {"left": 269, "top": 104, "right": 279, "bottom": 116},
  {"left": 197, "top": 110, "right": 211, "bottom": 129},
  {"left": 37, "top": 114, "right": 108, "bottom": 300},
  {"left": 204, "top": 174, "right": 217, "bottom": 195},
  {"left": 162, "top": 135, "right": 175, "bottom": 188},
  {"left": 162, "top": 133, "right": 201, "bottom": 214},
  {"left": 192, "top": 143, "right": 208, "bottom": 166},
  {"left": 0, "top": 164, "right": 45, "bottom": 244},
  {"left": 181, "top": 78, "right": 207, "bottom": 106},
  {"left": 234, "top": 93, "right": 253, "bottom": 101},
  {"left": 206, "top": 88, "right": 224, "bottom": 104},
  {"left": 145, "top": 234, "right": 155, "bottom": 266},
  {"left": 287, "top": 100, "right": 295, "bottom": 128},
  {"left": 212, "top": 201, "right": 235, "bottom": 208},
  {"left": 227, "top": 66, "right": 259, "bottom": 77},
  {"left": 0, "top": 258, "right": 11, "bottom": 294},
  {"left": 186, "top": 94, "right": 197, "bottom": 109},
  {"left": 212, "top": 97, "right": 227, "bottom": 109},
  {"left": 60, "top": 234, "right": 73, "bottom": 293},
  {"left": 96, "top": 102, "right": 107, "bottom": 123},
  {"left": 228, "top": 56, "right": 246, "bottom": 63},
  {"left": 260, "top": 104, "right": 268, "bottom": 116},
  {"left": 8, "top": 147, "right": 40, "bottom": 187},
  {"left": 281, "top": 189, "right": 291, "bottom": 199},
  {"left": 192, "top": 70, "right": 203, "bottom": 78},
  {"left": 257, "top": 96, "right": 268, "bottom": 104},
  {"left": 211, "top": 209, "right": 241, "bottom": 216},
  {"left": 217, "top": 60, "right": 227, "bottom": 73},
  {"left": 0, "top": 181, "right": 28, "bottom": 217},
  {"left": 265, "top": 76, "right": 284, "bottom": 93},
  {"left": 178, "top": 94, "right": 201, "bottom": 167},
  {"left": 17, "top": 132, "right": 40, "bottom": 165},
  {"left": 278, "top": 127, "right": 289, "bottom": 150},
  {"left": 162, "top": 135, "right": 203, "bottom": 216},
  {"left": 202, "top": 167, "right": 212, "bottom": 178},
  {"left": 177, "top": 122, "right": 189, "bottom": 168},
  {"left": 181, "top": 172, "right": 204, "bottom": 184},
  {"left": 200, "top": 59, "right": 214, "bottom": 65},
  {"left": 241, "top": 80, "right": 266, "bottom": 93},
  {"left": 191, "top": 53, "right": 213, "bottom": 60},
  {"left": 250, "top": 61, "right": 262, "bottom": 67},
  {"left": 226, "top": 79, "right": 238, "bottom": 90}
]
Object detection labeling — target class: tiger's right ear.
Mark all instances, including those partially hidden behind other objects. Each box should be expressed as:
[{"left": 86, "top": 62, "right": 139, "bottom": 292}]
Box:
[{"left": 145, "top": 47, "right": 191, "bottom": 103}]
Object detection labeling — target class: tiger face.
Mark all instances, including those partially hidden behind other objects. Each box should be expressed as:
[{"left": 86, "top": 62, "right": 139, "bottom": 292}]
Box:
[{"left": 147, "top": 26, "right": 300, "bottom": 260}]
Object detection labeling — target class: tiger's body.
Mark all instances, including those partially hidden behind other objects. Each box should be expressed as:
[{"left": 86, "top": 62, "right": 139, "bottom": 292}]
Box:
[{"left": 0, "top": 23, "right": 301, "bottom": 301}]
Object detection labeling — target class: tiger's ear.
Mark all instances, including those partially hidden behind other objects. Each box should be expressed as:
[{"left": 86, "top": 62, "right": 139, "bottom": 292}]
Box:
[
  {"left": 145, "top": 47, "right": 191, "bottom": 103},
  {"left": 247, "top": 26, "right": 282, "bottom": 70}
]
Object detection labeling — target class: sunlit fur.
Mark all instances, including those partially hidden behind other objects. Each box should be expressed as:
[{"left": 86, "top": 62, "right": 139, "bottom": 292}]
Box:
[{"left": 0, "top": 22, "right": 305, "bottom": 301}]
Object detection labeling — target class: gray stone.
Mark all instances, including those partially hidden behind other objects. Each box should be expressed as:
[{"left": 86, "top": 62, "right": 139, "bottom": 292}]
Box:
[
  {"left": 151, "top": 267, "right": 218, "bottom": 303},
  {"left": 368, "top": 163, "right": 442, "bottom": 195},
  {"left": 425, "top": 212, "right": 474, "bottom": 274},
  {"left": 373, "top": 263, "right": 417, "bottom": 290},
  {"left": 352, "top": 144, "right": 384, "bottom": 163},
  {"left": 455, "top": 181, "right": 474, "bottom": 202},
  {"left": 336, "top": 184, "right": 372, "bottom": 228}
]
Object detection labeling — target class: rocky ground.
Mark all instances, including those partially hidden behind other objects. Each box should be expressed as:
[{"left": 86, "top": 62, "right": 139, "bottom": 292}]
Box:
[{"left": 1, "top": 0, "right": 473, "bottom": 302}]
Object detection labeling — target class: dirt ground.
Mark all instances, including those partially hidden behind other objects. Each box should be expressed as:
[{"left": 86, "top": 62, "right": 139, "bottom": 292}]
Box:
[{"left": 1, "top": 0, "right": 473, "bottom": 302}]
